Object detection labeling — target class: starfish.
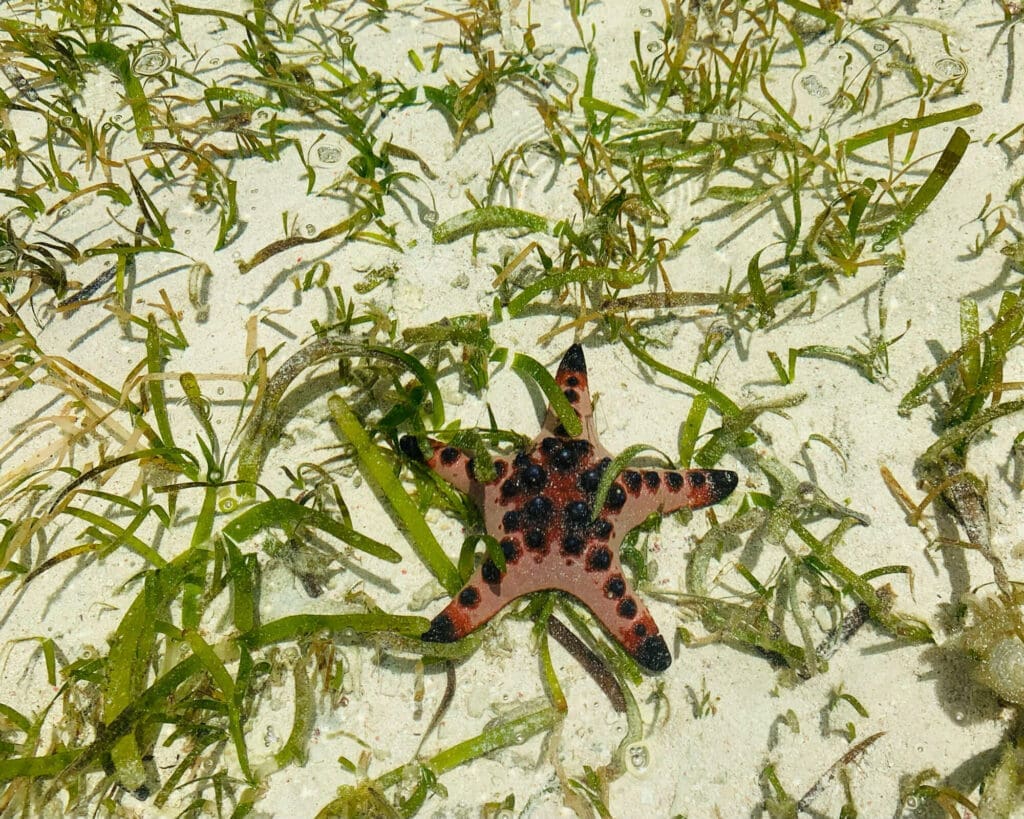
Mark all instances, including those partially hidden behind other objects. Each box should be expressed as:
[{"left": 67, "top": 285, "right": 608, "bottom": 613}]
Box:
[{"left": 399, "top": 344, "right": 737, "bottom": 672}]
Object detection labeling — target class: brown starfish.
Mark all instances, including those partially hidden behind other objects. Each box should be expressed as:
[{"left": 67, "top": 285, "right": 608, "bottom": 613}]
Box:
[{"left": 399, "top": 344, "right": 737, "bottom": 671}]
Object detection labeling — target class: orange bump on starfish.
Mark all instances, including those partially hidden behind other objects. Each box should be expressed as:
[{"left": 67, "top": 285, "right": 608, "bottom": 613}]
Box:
[{"left": 399, "top": 344, "right": 737, "bottom": 672}]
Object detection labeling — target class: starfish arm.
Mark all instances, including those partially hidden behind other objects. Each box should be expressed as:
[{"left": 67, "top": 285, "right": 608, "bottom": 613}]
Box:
[
  {"left": 606, "top": 467, "right": 738, "bottom": 531},
  {"left": 540, "top": 343, "right": 602, "bottom": 445},
  {"left": 420, "top": 532, "right": 542, "bottom": 642},
  {"left": 421, "top": 535, "right": 673, "bottom": 671},
  {"left": 556, "top": 548, "right": 673, "bottom": 671},
  {"left": 420, "top": 566, "right": 513, "bottom": 643},
  {"left": 399, "top": 435, "right": 509, "bottom": 495}
]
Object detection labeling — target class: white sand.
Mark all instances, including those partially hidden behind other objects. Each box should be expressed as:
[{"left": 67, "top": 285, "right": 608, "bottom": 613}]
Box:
[{"left": 2, "top": 0, "right": 1023, "bottom": 815}]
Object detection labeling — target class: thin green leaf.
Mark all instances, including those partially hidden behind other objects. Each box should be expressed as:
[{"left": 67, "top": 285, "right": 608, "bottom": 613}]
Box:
[
  {"left": 432, "top": 206, "right": 551, "bottom": 244},
  {"left": 511, "top": 352, "right": 582, "bottom": 437},
  {"left": 330, "top": 396, "right": 461, "bottom": 593},
  {"left": 874, "top": 127, "right": 972, "bottom": 250},
  {"left": 240, "top": 613, "right": 430, "bottom": 648},
  {"left": 224, "top": 498, "right": 401, "bottom": 563}
]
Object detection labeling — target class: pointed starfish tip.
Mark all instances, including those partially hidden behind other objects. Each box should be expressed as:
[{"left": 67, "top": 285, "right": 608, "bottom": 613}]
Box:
[
  {"left": 635, "top": 635, "right": 673, "bottom": 672},
  {"left": 398, "top": 434, "right": 426, "bottom": 462},
  {"left": 422, "top": 613, "right": 457, "bottom": 643},
  {"left": 711, "top": 469, "right": 738, "bottom": 499},
  {"left": 559, "top": 343, "right": 587, "bottom": 375}
]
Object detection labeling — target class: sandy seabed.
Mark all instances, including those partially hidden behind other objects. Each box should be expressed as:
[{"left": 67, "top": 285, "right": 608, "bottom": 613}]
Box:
[{"left": 2, "top": 0, "right": 1024, "bottom": 816}]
